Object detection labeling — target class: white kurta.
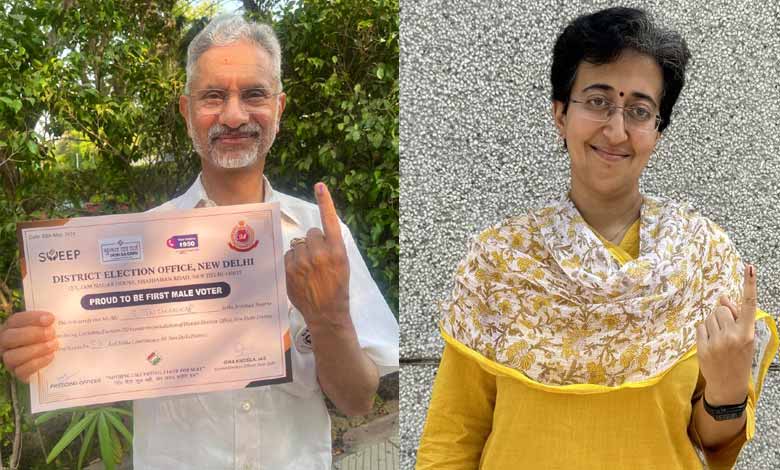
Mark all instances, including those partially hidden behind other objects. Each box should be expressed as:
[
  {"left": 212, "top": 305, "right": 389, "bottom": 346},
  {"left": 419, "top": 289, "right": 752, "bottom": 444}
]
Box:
[{"left": 132, "top": 174, "right": 399, "bottom": 470}]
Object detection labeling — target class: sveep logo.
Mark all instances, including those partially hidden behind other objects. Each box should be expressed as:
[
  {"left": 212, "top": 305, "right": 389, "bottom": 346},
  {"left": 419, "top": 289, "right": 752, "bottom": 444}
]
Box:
[{"left": 38, "top": 249, "right": 81, "bottom": 263}]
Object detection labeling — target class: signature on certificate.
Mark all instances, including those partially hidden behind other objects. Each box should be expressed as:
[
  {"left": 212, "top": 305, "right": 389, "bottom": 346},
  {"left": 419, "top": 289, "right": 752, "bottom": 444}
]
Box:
[
  {"left": 56, "top": 371, "right": 80, "bottom": 384},
  {"left": 234, "top": 342, "right": 259, "bottom": 358}
]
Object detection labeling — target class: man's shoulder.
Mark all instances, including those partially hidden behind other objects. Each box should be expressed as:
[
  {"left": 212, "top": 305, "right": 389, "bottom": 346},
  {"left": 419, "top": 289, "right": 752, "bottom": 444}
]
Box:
[
  {"left": 274, "top": 187, "right": 318, "bottom": 214},
  {"left": 147, "top": 177, "right": 200, "bottom": 213},
  {"left": 147, "top": 197, "right": 184, "bottom": 213}
]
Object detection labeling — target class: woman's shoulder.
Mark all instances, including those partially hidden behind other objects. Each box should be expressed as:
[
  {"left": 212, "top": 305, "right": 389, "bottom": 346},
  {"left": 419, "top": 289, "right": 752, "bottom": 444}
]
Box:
[{"left": 470, "top": 210, "right": 543, "bottom": 249}]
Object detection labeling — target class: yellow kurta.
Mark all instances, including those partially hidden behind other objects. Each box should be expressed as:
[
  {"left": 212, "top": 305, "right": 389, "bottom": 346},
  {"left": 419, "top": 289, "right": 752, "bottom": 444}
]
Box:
[{"left": 417, "top": 221, "right": 778, "bottom": 470}]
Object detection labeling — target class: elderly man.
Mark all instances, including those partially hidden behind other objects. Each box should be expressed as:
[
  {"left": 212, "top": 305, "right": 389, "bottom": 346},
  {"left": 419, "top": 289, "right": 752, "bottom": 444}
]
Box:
[{"left": 0, "top": 15, "right": 399, "bottom": 469}]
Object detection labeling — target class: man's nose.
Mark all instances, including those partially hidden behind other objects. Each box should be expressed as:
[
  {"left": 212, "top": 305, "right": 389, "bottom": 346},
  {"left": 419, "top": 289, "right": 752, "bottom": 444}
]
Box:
[{"left": 219, "top": 94, "right": 249, "bottom": 128}]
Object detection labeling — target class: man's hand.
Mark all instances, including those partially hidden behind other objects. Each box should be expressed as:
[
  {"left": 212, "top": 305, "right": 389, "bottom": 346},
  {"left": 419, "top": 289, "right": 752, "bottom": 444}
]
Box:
[
  {"left": 284, "top": 182, "right": 350, "bottom": 327},
  {"left": 282, "top": 183, "right": 378, "bottom": 416},
  {"left": 0, "top": 310, "right": 59, "bottom": 382},
  {"left": 696, "top": 265, "right": 757, "bottom": 406}
]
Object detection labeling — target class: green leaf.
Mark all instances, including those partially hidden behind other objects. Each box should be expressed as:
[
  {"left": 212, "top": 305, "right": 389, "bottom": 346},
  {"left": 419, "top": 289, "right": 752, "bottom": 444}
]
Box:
[
  {"left": 68, "top": 410, "right": 86, "bottom": 431},
  {"left": 46, "top": 411, "right": 96, "bottom": 463},
  {"left": 101, "top": 406, "right": 132, "bottom": 417},
  {"left": 77, "top": 415, "right": 98, "bottom": 470},
  {"left": 34, "top": 410, "right": 63, "bottom": 426},
  {"left": 104, "top": 410, "right": 133, "bottom": 444},
  {"left": 98, "top": 413, "right": 116, "bottom": 470},
  {"left": 0, "top": 97, "right": 21, "bottom": 114},
  {"left": 110, "top": 425, "right": 124, "bottom": 466},
  {"left": 306, "top": 57, "right": 324, "bottom": 69}
]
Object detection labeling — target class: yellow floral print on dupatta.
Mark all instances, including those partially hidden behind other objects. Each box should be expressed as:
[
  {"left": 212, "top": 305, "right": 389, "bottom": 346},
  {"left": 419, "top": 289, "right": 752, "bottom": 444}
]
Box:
[{"left": 441, "top": 195, "right": 746, "bottom": 387}]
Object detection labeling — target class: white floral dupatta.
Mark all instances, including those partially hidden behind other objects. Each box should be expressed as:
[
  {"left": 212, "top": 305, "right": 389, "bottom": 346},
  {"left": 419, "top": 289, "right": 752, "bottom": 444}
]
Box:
[{"left": 441, "top": 195, "right": 775, "bottom": 389}]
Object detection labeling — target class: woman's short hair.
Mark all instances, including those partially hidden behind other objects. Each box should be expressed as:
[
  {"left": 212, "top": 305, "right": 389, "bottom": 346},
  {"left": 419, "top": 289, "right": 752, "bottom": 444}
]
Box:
[{"left": 550, "top": 7, "right": 690, "bottom": 133}]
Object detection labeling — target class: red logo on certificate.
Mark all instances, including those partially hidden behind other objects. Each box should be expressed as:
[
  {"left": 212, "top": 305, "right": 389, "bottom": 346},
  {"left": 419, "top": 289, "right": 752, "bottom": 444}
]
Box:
[{"left": 228, "top": 221, "right": 259, "bottom": 252}]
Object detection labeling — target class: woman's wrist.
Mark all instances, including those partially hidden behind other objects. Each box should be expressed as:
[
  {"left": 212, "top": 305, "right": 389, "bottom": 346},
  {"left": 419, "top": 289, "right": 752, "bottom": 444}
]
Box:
[{"left": 703, "top": 385, "right": 748, "bottom": 407}]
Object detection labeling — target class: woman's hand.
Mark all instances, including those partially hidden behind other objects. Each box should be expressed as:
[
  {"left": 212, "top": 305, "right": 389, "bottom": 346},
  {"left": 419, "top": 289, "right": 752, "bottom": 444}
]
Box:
[{"left": 696, "top": 265, "right": 756, "bottom": 405}]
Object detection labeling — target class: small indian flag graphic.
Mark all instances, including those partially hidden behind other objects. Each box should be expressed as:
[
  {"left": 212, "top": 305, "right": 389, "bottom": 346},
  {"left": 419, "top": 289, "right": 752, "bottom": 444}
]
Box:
[{"left": 147, "top": 352, "right": 161, "bottom": 365}]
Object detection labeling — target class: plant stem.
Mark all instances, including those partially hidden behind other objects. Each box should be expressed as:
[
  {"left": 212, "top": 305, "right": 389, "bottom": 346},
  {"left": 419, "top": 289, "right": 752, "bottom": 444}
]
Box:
[
  {"left": 9, "top": 378, "right": 21, "bottom": 470},
  {"left": 35, "top": 426, "right": 47, "bottom": 462}
]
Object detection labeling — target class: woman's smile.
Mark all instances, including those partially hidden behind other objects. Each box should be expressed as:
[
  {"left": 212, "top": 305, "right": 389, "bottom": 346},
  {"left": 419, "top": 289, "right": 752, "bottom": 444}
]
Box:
[{"left": 589, "top": 144, "right": 631, "bottom": 163}]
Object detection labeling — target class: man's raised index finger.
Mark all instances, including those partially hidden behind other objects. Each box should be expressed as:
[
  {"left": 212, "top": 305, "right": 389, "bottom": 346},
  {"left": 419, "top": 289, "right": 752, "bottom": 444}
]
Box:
[
  {"left": 314, "top": 182, "right": 343, "bottom": 244},
  {"left": 740, "top": 264, "right": 757, "bottom": 328}
]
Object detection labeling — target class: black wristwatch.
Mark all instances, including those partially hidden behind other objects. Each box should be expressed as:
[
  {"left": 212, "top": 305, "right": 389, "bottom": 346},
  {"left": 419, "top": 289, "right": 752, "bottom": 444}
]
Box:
[{"left": 702, "top": 395, "right": 748, "bottom": 421}]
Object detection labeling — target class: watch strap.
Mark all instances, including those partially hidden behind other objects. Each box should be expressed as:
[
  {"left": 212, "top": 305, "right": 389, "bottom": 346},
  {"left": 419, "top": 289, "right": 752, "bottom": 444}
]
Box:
[{"left": 702, "top": 395, "right": 748, "bottom": 421}]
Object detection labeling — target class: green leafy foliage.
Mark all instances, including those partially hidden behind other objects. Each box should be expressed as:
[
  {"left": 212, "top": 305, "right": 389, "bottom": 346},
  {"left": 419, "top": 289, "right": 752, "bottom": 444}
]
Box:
[
  {"left": 34, "top": 405, "right": 132, "bottom": 470},
  {"left": 258, "top": 0, "right": 400, "bottom": 312}
]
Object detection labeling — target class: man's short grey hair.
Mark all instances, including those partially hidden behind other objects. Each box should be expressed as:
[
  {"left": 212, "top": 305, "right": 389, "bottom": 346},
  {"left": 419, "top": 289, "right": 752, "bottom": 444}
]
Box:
[{"left": 185, "top": 15, "right": 283, "bottom": 93}]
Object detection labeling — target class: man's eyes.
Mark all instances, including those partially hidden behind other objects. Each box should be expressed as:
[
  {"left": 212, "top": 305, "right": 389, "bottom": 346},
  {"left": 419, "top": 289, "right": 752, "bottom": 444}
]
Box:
[
  {"left": 242, "top": 89, "right": 270, "bottom": 100},
  {"left": 202, "top": 91, "right": 225, "bottom": 100},
  {"left": 198, "top": 89, "right": 270, "bottom": 100}
]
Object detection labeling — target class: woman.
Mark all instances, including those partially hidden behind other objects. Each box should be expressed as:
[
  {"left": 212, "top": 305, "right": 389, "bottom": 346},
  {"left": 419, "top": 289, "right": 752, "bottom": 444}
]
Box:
[{"left": 416, "top": 7, "right": 778, "bottom": 470}]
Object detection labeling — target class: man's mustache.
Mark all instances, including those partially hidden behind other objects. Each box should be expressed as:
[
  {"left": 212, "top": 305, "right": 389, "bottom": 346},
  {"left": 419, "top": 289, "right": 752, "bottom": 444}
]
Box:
[{"left": 208, "top": 123, "right": 262, "bottom": 142}]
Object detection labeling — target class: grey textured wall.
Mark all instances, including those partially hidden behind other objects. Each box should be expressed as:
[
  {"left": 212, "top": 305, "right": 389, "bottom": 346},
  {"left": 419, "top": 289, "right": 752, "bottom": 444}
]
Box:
[{"left": 399, "top": 1, "right": 780, "bottom": 469}]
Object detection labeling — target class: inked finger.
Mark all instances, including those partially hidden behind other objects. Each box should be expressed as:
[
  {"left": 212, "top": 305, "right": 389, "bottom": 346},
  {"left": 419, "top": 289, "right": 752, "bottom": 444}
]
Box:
[
  {"left": 3, "top": 339, "right": 58, "bottom": 369},
  {"left": 314, "top": 183, "right": 344, "bottom": 245},
  {"left": 14, "top": 352, "right": 55, "bottom": 383},
  {"left": 6, "top": 311, "right": 54, "bottom": 329},
  {"left": 0, "top": 325, "right": 55, "bottom": 350},
  {"left": 740, "top": 264, "right": 757, "bottom": 328}
]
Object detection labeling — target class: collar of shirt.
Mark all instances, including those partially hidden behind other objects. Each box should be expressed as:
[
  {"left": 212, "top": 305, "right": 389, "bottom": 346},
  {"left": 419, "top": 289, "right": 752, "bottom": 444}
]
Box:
[{"left": 176, "top": 173, "right": 302, "bottom": 227}]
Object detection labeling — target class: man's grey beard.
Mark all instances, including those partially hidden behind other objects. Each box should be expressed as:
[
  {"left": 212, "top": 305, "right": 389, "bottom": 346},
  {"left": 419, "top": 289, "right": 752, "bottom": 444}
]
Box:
[{"left": 190, "top": 121, "right": 269, "bottom": 169}]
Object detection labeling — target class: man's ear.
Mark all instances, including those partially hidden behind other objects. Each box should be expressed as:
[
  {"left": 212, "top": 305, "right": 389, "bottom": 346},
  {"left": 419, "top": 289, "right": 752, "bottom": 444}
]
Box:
[{"left": 275, "top": 92, "right": 287, "bottom": 134}]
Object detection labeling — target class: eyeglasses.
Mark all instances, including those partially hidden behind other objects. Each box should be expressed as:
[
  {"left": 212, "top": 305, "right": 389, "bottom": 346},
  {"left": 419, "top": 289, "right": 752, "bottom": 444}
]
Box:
[
  {"left": 570, "top": 97, "right": 661, "bottom": 133},
  {"left": 189, "top": 88, "right": 282, "bottom": 115}
]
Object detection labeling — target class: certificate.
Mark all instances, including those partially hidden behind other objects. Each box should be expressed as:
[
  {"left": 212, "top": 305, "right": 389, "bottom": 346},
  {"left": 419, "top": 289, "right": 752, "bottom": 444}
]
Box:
[{"left": 17, "top": 203, "right": 292, "bottom": 413}]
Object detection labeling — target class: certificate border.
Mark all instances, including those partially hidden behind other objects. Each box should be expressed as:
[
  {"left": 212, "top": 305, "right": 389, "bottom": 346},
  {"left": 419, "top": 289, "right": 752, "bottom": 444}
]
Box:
[{"left": 18, "top": 205, "right": 292, "bottom": 411}]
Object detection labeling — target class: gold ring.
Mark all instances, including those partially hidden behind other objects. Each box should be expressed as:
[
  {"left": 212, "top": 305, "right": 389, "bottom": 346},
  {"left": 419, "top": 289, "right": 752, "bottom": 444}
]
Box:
[{"left": 290, "top": 237, "right": 307, "bottom": 248}]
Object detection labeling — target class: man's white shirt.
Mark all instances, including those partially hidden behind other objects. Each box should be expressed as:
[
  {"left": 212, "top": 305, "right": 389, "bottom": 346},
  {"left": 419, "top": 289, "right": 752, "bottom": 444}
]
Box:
[{"left": 132, "top": 174, "right": 399, "bottom": 470}]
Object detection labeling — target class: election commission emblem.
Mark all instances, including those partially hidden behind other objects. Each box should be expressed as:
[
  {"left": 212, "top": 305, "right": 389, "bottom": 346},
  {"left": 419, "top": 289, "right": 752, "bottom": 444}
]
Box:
[{"left": 228, "top": 220, "right": 259, "bottom": 252}]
